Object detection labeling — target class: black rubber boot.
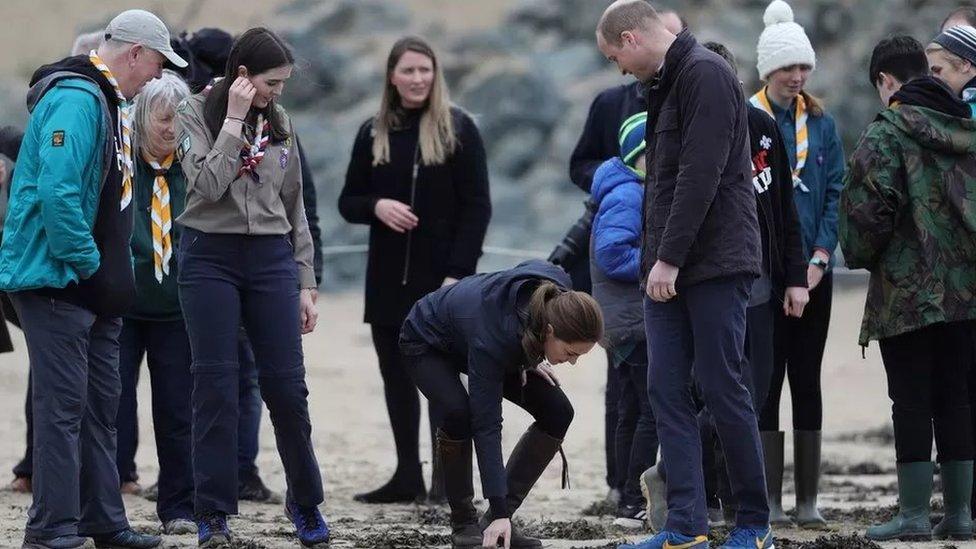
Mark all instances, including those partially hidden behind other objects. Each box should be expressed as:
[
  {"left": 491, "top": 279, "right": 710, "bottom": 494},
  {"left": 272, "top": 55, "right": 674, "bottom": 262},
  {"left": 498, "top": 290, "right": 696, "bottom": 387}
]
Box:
[
  {"left": 794, "top": 430, "right": 827, "bottom": 528},
  {"left": 760, "top": 431, "right": 791, "bottom": 526},
  {"left": 437, "top": 430, "right": 482, "bottom": 549},
  {"left": 481, "top": 423, "right": 564, "bottom": 548}
]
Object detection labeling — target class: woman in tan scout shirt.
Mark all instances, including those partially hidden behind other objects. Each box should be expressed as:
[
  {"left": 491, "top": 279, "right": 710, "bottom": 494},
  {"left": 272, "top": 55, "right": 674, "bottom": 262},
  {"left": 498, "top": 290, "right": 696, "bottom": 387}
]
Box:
[{"left": 174, "top": 27, "right": 329, "bottom": 547}]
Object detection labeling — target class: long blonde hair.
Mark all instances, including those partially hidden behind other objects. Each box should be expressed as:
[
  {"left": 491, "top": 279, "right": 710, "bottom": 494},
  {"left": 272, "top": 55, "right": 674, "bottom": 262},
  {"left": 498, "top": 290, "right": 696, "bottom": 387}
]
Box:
[{"left": 372, "top": 36, "right": 457, "bottom": 166}]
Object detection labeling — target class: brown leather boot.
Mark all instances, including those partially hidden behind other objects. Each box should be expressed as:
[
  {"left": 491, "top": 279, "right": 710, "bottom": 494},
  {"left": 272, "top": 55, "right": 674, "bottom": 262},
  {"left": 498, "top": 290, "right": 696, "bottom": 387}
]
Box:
[
  {"left": 481, "top": 423, "right": 565, "bottom": 548},
  {"left": 437, "top": 430, "right": 482, "bottom": 549}
]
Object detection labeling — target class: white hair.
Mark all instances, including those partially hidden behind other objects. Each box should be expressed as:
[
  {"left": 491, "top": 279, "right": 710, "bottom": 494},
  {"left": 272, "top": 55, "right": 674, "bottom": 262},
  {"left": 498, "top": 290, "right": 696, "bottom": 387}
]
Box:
[
  {"left": 133, "top": 70, "right": 191, "bottom": 154},
  {"left": 71, "top": 31, "right": 104, "bottom": 56}
]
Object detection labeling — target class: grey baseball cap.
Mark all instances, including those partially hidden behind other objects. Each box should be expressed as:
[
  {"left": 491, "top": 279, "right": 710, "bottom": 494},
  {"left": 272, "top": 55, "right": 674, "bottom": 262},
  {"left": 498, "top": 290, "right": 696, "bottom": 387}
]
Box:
[{"left": 104, "top": 9, "right": 188, "bottom": 68}]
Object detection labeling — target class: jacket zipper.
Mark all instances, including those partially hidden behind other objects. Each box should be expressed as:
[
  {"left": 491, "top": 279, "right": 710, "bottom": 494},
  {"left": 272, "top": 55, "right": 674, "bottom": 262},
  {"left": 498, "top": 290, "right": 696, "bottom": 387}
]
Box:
[{"left": 401, "top": 142, "right": 420, "bottom": 286}]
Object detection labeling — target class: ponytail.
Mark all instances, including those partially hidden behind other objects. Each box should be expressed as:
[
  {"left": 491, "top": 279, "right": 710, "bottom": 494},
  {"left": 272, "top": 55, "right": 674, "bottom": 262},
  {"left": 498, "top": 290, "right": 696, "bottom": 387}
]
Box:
[{"left": 521, "top": 281, "right": 604, "bottom": 366}]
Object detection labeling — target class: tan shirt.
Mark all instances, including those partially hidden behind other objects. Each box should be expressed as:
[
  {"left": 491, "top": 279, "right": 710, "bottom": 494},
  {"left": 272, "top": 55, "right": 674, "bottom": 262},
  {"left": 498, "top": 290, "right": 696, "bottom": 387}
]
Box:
[{"left": 176, "top": 94, "right": 315, "bottom": 288}]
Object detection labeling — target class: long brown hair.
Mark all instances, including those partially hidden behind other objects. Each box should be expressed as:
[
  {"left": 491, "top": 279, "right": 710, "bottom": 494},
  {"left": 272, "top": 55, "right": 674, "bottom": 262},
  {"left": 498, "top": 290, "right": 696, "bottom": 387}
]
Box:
[
  {"left": 372, "top": 36, "right": 457, "bottom": 166},
  {"left": 521, "top": 282, "right": 604, "bottom": 366},
  {"left": 203, "top": 27, "right": 294, "bottom": 144}
]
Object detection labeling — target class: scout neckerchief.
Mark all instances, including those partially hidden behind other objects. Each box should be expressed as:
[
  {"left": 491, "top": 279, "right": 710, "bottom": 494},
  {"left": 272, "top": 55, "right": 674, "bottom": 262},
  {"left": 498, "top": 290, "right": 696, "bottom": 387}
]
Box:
[
  {"left": 143, "top": 152, "right": 174, "bottom": 282},
  {"left": 89, "top": 51, "right": 134, "bottom": 210},
  {"left": 750, "top": 86, "right": 810, "bottom": 193},
  {"left": 200, "top": 79, "right": 271, "bottom": 183},
  {"left": 238, "top": 114, "right": 270, "bottom": 183}
]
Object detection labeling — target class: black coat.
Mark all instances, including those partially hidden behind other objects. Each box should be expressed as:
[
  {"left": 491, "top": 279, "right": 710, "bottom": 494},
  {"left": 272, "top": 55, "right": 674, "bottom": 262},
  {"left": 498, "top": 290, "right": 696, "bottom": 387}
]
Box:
[
  {"left": 640, "top": 31, "right": 761, "bottom": 286},
  {"left": 569, "top": 82, "right": 647, "bottom": 193},
  {"left": 339, "top": 107, "right": 491, "bottom": 326},
  {"left": 747, "top": 106, "right": 807, "bottom": 291}
]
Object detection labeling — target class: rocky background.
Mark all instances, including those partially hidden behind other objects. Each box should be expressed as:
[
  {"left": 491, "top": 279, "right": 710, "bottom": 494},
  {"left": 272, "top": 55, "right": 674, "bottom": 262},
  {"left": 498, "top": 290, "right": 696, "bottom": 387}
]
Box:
[
  {"left": 0, "top": 0, "right": 961, "bottom": 288},
  {"left": 273, "top": 0, "right": 958, "bottom": 289}
]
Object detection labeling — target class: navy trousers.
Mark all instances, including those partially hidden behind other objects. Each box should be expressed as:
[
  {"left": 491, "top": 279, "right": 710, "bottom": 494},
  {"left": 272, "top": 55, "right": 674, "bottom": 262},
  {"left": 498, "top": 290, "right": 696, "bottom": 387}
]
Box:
[
  {"left": 178, "top": 228, "right": 323, "bottom": 515},
  {"left": 643, "top": 275, "right": 768, "bottom": 534},
  {"left": 115, "top": 318, "right": 194, "bottom": 522},
  {"left": 11, "top": 291, "right": 129, "bottom": 538},
  {"left": 237, "top": 330, "right": 263, "bottom": 482}
]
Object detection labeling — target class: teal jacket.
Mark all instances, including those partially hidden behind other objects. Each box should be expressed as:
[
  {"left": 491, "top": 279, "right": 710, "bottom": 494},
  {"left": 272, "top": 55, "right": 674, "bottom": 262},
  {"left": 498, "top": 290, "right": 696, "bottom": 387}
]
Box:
[{"left": 0, "top": 73, "right": 112, "bottom": 291}]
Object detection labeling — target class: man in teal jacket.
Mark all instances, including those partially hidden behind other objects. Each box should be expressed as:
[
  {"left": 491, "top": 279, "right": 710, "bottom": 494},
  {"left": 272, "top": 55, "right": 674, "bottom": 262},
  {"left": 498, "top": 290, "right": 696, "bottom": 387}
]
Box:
[{"left": 0, "top": 10, "right": 186, "bottom": 549}]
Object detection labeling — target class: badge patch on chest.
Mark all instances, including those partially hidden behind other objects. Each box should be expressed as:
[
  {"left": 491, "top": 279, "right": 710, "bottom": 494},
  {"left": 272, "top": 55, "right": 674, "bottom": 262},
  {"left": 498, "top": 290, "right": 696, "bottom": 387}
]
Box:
[
  {"left": 279, "top": 147, "right": 289, "bottom": 169},
  {"left": 177, "top": 133, "right": 191, "bottom": 162},
  {"left": 52, "top": 131, "right": 65, "bottom": 147}
]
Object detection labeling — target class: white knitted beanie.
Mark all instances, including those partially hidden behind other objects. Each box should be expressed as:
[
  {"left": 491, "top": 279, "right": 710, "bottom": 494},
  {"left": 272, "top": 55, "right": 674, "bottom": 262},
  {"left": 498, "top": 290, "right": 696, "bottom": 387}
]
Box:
[{"left": 756, "top": 0, "right": 816, "bottom": 80}]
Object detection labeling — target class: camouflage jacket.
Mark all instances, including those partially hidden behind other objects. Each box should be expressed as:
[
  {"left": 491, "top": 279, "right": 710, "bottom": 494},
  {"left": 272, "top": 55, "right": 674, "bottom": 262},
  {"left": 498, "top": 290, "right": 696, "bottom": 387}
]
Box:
[{"left": 840, "top": 104, "right": 976, "bottom": 346}]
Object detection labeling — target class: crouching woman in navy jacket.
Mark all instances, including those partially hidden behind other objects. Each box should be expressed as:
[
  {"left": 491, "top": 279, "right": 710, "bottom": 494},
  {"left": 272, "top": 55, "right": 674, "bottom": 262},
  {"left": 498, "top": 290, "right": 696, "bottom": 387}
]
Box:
[{"left": 400, "top": 260, "right": 603, "bottom": 549}]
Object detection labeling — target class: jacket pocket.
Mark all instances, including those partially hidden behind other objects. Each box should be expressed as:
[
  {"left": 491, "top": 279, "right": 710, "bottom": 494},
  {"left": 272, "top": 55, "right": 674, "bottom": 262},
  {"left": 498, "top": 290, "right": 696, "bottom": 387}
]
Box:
[{"left": 653, "top": 108, "right": 680, "bottom": 171}]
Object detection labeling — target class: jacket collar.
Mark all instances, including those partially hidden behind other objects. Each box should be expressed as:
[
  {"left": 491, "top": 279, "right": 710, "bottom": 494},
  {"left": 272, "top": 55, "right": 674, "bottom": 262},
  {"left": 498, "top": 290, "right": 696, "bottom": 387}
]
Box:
[{"left": 647, "top": 29, "right": 697, "bottom": 94}]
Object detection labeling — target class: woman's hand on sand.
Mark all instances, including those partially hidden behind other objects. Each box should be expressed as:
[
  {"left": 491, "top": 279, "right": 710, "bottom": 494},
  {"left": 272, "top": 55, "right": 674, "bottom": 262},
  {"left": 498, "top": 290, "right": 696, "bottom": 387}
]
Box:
[{"left": 482, "top": 518, "right": 511, "bottom": 548}]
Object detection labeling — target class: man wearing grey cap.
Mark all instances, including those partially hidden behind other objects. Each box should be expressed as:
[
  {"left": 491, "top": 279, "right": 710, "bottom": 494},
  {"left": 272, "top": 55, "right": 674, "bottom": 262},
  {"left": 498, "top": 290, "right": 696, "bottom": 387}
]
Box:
[{"left": 0, "top": 9, "right": 184, "bottom": 549}]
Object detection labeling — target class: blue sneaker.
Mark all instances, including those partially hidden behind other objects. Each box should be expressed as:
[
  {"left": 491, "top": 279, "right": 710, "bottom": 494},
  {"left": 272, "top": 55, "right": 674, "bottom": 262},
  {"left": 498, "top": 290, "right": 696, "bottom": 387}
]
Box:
[
  {"left": 195, "top": 513, "right": 231, "bottom": 547},
  {"left": 618, "top": 530, "right": 708, "bottom": 549},
  {"left": 719, "top": 526, "right": 775, "bottom": 549},
  {"left": 285, "top": 501, "right": 330, "bottom": 547}
]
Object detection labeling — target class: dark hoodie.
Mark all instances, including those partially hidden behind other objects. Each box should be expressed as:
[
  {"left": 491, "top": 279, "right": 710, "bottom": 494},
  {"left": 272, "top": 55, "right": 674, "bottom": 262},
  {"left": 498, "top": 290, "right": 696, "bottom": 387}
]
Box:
[
  {"left": 890, "top": 76, "right": 971, "bottom": 118},
  {"left": 840, "top": 74, "right": 976, "bottom": 345},
  {"left": 31, "top": 55, "right": 135, "bottom": 317}
]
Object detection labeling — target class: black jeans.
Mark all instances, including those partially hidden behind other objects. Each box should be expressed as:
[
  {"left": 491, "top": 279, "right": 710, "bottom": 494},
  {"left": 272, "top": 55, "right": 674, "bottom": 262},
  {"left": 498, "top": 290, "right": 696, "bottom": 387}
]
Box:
[
  {"left": 613, "top": 343, "right": 658, "bottom": 508},
  {"left": 605, "top": 352, "right": 620, "bottom": 489},
  {"left": 760, "top": 273, "right": 832, "bottom": 431},
  {"left": 407, "top": 349, "right": 573, "bottom": 442},
  {"left": 115, "top": 318, "right": 194, "bottom": 522},
  {"left": 880, "top": 321, "right": 974, "bottom": 463}
]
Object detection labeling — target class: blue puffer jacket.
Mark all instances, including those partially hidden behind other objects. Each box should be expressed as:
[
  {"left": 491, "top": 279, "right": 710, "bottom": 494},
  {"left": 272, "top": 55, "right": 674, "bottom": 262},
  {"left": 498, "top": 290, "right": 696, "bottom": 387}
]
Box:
[
  {"left": 591, "top": 157, "right": 643, "bottom": 282},
  {"left": 589, "top": 157, "right": 645, "bottom": 348}
]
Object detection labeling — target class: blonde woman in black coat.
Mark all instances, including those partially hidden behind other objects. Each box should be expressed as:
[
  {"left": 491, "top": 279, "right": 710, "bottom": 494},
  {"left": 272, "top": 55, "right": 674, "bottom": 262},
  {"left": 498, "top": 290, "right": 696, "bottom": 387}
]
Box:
[{"left": 338, "top": 35, "right": 491, "bottom": 504}]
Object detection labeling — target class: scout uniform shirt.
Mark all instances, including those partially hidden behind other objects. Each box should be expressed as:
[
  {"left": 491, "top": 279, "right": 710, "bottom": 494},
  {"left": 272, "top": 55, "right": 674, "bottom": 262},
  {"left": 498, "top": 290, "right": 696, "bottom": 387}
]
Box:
[{"left": 175, "top": 94, "right": 316, "bottom": 288}]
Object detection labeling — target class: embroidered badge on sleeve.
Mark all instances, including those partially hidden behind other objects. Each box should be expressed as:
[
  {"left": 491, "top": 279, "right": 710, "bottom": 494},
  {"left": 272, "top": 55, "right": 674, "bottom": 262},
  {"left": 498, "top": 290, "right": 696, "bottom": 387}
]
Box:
[{"left": 52, "top": 130, "right": 65, "bottom": 147}]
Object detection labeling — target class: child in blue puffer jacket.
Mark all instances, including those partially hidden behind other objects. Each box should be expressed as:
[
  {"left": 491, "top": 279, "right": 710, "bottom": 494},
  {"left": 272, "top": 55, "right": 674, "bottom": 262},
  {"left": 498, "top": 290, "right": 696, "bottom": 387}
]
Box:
[{"left": 589, "top": 112, "right": 658, "bottom": 529}]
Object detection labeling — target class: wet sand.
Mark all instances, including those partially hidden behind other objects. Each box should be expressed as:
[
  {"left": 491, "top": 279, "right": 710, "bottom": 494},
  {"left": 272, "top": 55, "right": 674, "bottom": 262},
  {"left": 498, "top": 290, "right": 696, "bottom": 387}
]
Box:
[{"left": 0, "top": 281, "right": 962, "bottom": 547}]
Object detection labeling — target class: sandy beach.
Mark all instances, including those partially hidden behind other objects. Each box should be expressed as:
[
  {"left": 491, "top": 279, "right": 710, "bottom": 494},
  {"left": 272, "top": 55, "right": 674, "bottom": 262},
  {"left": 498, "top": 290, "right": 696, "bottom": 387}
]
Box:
[{"left": 0, "top": 280, "right": 960, "bottom": 548}]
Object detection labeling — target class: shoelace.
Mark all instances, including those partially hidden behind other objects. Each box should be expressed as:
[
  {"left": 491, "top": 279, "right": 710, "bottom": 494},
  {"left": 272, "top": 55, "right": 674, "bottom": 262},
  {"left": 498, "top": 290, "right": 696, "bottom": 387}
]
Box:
[
  {"left": 725, "top": 527, "right": 765, "bottom": 546},
  {"left": 202, "top": 514, "right": 227, "bottom": 535},
  {"left": 297, "top": 506, "right": 323, "bottom": 532}
]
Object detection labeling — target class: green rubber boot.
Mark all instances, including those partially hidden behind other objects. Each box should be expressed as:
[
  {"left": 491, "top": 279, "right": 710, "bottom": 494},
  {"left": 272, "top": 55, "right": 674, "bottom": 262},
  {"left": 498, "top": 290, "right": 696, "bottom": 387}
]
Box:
[
  {"left": 933, "top": 461, "right": 973, "bottom": 541},
  {"left": 865, "top": 462, "right": 933, "bottom": 542}
]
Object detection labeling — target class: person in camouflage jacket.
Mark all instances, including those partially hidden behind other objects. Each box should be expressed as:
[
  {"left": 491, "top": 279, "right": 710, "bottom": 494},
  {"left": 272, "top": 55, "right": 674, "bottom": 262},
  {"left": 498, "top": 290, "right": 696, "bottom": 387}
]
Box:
[
  {"left": 840, "top": 35, "right": 976, "bottom": 543},
  {"left": 841, "top": 63, "right": 976, "bottom": 348}
]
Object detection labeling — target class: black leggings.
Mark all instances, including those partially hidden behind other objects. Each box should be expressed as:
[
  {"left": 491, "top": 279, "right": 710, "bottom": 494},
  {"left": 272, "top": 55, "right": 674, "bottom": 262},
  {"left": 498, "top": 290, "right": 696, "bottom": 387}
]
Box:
[
  {"left": 880, "top": 321, "right": 974, "bottom": 463},
  {"left": 371, "top": 325, "right": 440, "bottom": 486},
  {"left": 760, "top": 273, "right": 832, "bottom": 431},
  {"left": 407, "top": 350, "right": 573, "bottom": 442}
]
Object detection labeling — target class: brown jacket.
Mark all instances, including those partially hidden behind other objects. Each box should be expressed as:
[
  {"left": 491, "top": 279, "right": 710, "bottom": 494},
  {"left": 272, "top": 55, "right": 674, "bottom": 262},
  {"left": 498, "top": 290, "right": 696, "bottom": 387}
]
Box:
[{"left": 176, "top": 94, "right": 315, "bottom": 288}]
